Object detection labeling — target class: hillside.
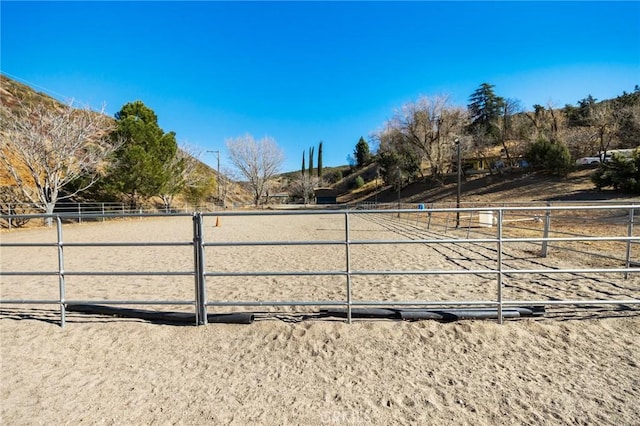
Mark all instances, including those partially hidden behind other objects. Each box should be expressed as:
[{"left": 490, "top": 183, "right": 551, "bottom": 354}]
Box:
[
  {"left": 0, "top": 74, "right": 59, "bottom": 110},
  {"left": 279, "top": 158, "right": 636, "bottom": 207},
  {"left": 0, "top": 75, "right": 60, "bottom": 186},
  {"left": 1, "top": 74, "right": 253, "bottom": 207},
  {"left": 340, "top": 167, "right": 638, "bottom": 206}
]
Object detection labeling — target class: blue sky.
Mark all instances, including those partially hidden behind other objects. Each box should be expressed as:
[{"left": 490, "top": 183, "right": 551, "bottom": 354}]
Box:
[{"left": 1, "top": 1, "right": 639, "bottom": 173}]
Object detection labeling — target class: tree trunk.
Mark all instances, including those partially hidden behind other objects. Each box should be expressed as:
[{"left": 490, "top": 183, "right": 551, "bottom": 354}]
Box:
[{"left": 45, "top": 202, "right": 55, "bottom": 227}]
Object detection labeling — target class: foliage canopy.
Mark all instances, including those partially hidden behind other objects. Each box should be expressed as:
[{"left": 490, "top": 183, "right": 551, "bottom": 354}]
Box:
[
  {"left": 525, "top": 138, "right": 573, "bottom": 176},
  {"left": 591, "top": 149, "right": 640, "bottom": 193},
  {"left": 103, "top": 101, "right": 178, "bottom": 208}
]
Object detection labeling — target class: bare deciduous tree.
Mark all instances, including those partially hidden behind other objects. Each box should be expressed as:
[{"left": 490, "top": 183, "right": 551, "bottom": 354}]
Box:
[
  {"left": 497, "top": 98, "right": 522, "bottom": 166},
  {"left": 0, "top": 99, "right": 118, "bottom": 225},
  {"left": 158, "top": 143, "right": 216, "bottom": 211},
  {"left": 0, "top": 186, "right": 31, "bottom": 228},
  {"left": 226, "top": 134, "right": 284, "bottom": 206},
  {"left": 290, "top": 173, "right": 318, "bottom": 205},
  {"left": 383, "top": 95, "right": 468, "bottom": 179},
  {"left": 589, "top": 102, "right": 619, "bottom": 156},
  {"left": 215, "top": 165, "right": 237, "bottom": 207}
]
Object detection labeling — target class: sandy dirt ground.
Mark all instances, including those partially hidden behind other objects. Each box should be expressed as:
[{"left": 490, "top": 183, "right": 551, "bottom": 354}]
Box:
[{"left": 1, "top": 213, "right": 639, "bottom": 425}]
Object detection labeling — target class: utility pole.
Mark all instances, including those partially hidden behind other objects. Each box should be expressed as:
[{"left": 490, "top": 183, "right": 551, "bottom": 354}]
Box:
[
  {"left": 207, "top": 150, "right": 220, "bottom": 205},
  {"left": 455, "top": 138, "right": 461, "bottom": 228},
  {"left": 396, "top": 167, "right": 401, "bottom": 218}
]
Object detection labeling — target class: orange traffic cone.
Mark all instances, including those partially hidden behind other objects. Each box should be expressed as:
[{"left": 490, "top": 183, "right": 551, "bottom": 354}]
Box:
[{"left": 215, "top": 216, "right": 221, "bottom": 227}]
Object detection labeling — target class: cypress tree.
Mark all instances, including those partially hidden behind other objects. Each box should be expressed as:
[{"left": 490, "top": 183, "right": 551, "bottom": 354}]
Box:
[{"left": 317, "top": 141, "right": 323, "bottom": 179}]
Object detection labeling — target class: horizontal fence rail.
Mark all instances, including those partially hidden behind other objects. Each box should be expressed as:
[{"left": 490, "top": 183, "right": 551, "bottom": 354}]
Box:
[
  {"left": 0, "top": 202, "right": 225, "bottom": 229},
  {"left": 1, "top": 204, "right": 639, "bottom": 327},
  {"left": 1, "top": 213, "right": 201, "bottom": 326}
]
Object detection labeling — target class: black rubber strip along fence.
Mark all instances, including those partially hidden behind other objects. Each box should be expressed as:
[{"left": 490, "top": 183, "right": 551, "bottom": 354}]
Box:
[
  {"left": 65, "top": 304, "right": 545, "bottom": 325},
  {"left": 322, "top": 306, "right": 545, "bottom": 321},
  {"left": 66, "top": 304, "right": 255, "bottom": 325}
]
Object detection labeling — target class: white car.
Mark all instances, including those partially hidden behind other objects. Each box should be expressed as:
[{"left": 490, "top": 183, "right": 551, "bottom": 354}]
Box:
[
  {"left": 575, "top": 155, "right": 604, "bottom": 165},
  {"left": 576, "top": 149, "right": 636, "bottom": 165}
]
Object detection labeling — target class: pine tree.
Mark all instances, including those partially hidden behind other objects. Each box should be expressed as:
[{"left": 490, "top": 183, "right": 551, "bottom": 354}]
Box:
[
  {"left": 104, "top": 101, "right": 178, "bottom": 209},
  {"left": 467, "top": 83, "right": 504, "bottom": 140},
  {"left": 354, "top": 136, "right": 371, "bottom": 167}
]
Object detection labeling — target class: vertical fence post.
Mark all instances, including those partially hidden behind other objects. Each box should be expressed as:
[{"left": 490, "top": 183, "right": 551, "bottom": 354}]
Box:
[
  {"left": 78, "top": 203, "right": 82, "bottom": 224},
  {"left": 444, "top": 211, "right": 450, "bottom": 234},
  {"left": 541, "top": 202, "right": 551, "bottom": 257},
  {"left": 497, "top": 209, "right": 504, "bottom": 325},
  {"left": 192, "top": 213, "right": 207, "bottom": 325},
  {"left": 625, "top": 207, "right": 635, "bottom": 280},
  {"left": 101, "top": 203, "right": 105, "bottom": 222},
  {"left": 198, "top": 214, "right": 208, "bottom": 324},
  {"left": 345, "top": 210, "right": 352, "bottom": 324},
  {"left": 56, "top": 216, "right": 66, "bottom": 328}
]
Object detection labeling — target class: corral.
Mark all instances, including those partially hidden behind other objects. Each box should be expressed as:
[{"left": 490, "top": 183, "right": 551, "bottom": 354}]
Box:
[
  {"left": 1, "top": 204, "right": 638, "bottom": 325},
  {"left": 1, "top": 205, "right": 639, "bottom": 424}
]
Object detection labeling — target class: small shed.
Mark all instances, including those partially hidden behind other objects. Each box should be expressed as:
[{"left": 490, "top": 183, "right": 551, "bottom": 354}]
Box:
[{"left": 314, "top": 188, "right": 338, "bottom": 205}]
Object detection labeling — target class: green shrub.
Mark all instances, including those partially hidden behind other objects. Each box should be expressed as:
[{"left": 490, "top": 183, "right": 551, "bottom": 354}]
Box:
[
  {"left": 325, "top": 170, "right": 343, "bottom": 184},
  {"left": 525, "top": 139, "right": 573, "bottom": 176},
  {"left": 353, "top": 176, "right": 365, "bottom": 188},
  {"left": 592, "top": 149, "right": 640, "bottom": 193}
]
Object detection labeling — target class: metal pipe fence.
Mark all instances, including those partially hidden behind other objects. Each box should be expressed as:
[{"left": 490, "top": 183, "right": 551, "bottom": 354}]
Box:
[
  {"left": 1, "top": 213, "right": 198, "bottom": 326},
  {"left": 362, "top": 201, "right": 639, "bottom": 264},
  {"left": 1, "top": 205, "right": 639, "bottom": 327},
  {"left": 0, "top": 201, "right": 223, "bottom": 229}
]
